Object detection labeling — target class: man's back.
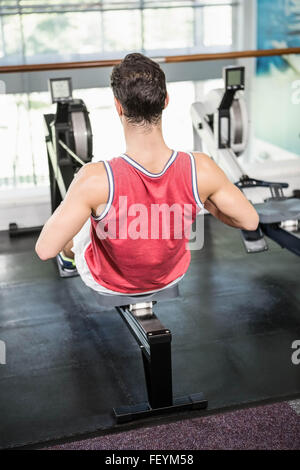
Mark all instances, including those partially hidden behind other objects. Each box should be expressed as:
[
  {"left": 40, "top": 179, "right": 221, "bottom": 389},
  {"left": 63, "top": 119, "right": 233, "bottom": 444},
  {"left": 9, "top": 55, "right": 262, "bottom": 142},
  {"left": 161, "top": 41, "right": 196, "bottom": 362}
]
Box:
[
  {"left": 85, "top": 151, "right": 202, "bottom": 294},
  {"left": 36, "top": 53, "right": 259, "bottom": 295}
]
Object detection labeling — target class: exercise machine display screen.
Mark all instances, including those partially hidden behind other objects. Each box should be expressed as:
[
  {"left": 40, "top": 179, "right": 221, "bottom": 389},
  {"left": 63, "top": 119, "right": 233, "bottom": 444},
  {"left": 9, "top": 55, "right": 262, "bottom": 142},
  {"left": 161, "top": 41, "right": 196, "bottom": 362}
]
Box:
[
  {"left": 225, "top": 67, "right": 245, "bottom": 90},
  {"left": 49, "top": 78, "right": 72, "bottom": 103},
  {"left": 228, "top": 69, "right": 242, "bottom": 87}
]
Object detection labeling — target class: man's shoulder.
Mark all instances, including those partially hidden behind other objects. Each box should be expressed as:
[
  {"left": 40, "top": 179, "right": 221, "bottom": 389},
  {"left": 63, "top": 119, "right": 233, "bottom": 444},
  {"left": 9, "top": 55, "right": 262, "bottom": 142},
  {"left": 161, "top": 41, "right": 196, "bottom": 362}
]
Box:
[
  {"left": 74, "top": 161, "right": 109, "bottom": 206},
  {"left": 81, "top": 160, "right": 107, "bottom": 175},
  {"left": 192, "top": 152, "right": 224, "bottom": 176},
  {"left": 191, "top": 152, "right": 226, "bottom": 201},
  {"left": 191, "top": 152, "right": 212, "bottom": 167},
  {"left": 77, "top": 161, "right": 108, "bottom": 185}
]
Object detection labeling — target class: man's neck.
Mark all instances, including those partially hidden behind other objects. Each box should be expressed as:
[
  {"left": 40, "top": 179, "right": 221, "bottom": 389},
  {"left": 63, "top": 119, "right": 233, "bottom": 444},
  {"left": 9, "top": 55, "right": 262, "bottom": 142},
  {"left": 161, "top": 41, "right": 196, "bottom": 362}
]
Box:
[{"left": 123, "top": 120, "right": 172, "bottom": 165}]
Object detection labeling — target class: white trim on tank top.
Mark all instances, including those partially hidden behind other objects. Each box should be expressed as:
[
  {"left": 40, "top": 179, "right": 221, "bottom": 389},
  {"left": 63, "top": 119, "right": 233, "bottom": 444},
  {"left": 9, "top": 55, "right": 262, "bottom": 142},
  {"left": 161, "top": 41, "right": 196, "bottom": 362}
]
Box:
[
  {"left": 92, "top": 152, "right": 203, "bottom": 222},
  {"left": 121, "top": 150, "right": 178, "bottom": 178},
  {"left": 92, "top": 160, "right": 114, "bottom": 221},
  {"left": 187, "top": 152, "right": 204, "bottom": 209}
]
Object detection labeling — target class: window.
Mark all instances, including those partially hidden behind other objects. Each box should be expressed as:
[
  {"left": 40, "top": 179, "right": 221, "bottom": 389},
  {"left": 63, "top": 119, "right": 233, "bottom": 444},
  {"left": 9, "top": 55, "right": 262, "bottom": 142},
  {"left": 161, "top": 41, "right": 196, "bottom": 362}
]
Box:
[
  {"left": 203, "top": 5, "right": 232, "bottom": 46},
  {"left": 0, "top": 14, "right": 23, "bottom": 64},
  {"left": 103, "top": 9, "right": 142, "bottom": 52},
  {"left": 22, "top": 13, "right": 103, "bottom": 61},
  {"left": 0, "top": 91, "right": 50, "bottom": 188},
  {"left": 0, "top": 0, "right": 237, "bottom": 190},
  {"left": 0, "top": 80, "right": 195, "bottom": 189},
  {"left": 143, "top": 7, "right": 194, "bottom": 51},
  {"left": 0, "top": 1, "right": 236, "bottom": 65}
]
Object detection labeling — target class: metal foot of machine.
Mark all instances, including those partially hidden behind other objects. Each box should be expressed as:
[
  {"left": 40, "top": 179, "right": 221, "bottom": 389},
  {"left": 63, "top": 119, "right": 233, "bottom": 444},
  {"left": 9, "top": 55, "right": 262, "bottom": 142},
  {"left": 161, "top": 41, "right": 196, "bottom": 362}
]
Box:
[
  {"left": 240, "top": 226, "right": 268, "bottom": 254},
  {"left": 113, "top": 301, "right": 207, "bottom": 424},
  {"left": 8, "top": 222, "right": 42, "bottom": 238},
  {"left": 191, "top": 65, "right": 300, "bottom": 256},
  {"left": 56, "top": 255, "right": 79, "bottom": 278}
]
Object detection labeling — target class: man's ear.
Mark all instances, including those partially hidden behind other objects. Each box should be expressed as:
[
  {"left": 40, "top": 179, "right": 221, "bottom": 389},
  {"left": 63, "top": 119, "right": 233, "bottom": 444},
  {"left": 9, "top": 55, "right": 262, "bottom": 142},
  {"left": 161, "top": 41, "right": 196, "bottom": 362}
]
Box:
[
  {"left": 114, "top": 97, "right": 123, "bottom": 117},
  {"left": 164, "top": 93, "right": 170, "bottom": 109}
]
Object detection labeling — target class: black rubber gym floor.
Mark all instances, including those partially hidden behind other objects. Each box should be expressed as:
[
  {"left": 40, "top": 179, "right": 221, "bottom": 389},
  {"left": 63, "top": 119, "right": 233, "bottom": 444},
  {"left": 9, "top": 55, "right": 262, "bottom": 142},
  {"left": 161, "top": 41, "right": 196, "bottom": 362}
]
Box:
[{"left": 0, "top": 216, "right": 299, "bottom": 449}]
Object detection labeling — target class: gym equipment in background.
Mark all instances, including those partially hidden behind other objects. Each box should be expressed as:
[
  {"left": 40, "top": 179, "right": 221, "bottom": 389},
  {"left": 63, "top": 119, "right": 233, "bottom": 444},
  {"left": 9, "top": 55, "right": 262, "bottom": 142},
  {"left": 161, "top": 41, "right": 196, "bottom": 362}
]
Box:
[
  {"left": 43, "top": 77, "right": 93, "bottom": 277},
  {"left": 8, "top": 77, "right": 93, "bottom": 241},
  {"left": 191, "top": 66, "right": 300, "bottom": 256},
  {"left": 45, "top": 77, "right": 93, "bottom": 212}
]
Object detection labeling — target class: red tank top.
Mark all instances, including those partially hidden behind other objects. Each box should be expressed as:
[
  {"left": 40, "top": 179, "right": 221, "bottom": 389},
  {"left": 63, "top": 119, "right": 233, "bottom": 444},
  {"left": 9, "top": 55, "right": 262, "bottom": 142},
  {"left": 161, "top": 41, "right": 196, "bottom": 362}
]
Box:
[{"left": 84, "top": 151, "right": 203, "bottom": 294}]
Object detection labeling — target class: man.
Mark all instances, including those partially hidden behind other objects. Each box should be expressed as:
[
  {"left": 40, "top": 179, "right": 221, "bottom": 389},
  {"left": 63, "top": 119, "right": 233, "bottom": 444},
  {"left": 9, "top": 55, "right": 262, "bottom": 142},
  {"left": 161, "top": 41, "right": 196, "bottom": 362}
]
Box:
[{"left": 36, "top": 53, "right": 259, "bottom": 295}]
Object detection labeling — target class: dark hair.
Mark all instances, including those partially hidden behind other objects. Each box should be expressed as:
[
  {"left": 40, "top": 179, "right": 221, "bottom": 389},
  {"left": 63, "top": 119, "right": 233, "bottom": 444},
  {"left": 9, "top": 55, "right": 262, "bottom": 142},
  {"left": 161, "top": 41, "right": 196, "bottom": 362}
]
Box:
[{"left": 111, "top": 53, "right": 167, "bottom": 126}]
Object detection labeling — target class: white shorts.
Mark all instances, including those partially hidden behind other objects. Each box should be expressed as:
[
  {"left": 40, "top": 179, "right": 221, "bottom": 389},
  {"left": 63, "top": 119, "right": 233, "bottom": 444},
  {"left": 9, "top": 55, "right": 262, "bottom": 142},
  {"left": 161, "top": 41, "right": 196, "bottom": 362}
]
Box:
[{"left": 72, "top": 219, "right": 183, "bottom": 296}]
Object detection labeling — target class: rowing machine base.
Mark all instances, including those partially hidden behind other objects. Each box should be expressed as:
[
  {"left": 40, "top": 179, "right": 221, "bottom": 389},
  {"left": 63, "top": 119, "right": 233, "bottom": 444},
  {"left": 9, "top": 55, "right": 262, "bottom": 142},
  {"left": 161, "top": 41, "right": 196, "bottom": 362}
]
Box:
[{"left": 113, "top": 393, "right": 208, "bottom": 424}]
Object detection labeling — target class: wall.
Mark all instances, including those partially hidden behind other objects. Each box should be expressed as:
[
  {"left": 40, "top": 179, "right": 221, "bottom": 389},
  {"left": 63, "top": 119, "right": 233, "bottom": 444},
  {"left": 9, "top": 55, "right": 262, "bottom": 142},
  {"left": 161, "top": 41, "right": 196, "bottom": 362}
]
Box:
[{"left": 254, "top": 0, "right": 300, "bottom": 158}]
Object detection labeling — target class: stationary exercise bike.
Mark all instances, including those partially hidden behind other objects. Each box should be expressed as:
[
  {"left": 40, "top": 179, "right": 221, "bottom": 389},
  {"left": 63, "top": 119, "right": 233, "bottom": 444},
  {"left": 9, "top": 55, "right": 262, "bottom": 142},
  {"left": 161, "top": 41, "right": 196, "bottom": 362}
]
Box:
[
  {"left": 43, "top": 77, "right": 208, "bottom": 423},
  {"left": 191, "top": 66, "right": 300, "bottom": 256}
]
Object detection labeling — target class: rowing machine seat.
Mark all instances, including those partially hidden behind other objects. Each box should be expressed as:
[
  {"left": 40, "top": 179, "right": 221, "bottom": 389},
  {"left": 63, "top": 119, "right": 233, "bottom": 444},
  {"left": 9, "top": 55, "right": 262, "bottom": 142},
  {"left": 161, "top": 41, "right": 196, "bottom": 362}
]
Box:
[
  {"left": 94, "top": 283, "right": 180, "bottom": 308},
  {"left": 255, "top": 198, "right": 300, "bottom": 224}
]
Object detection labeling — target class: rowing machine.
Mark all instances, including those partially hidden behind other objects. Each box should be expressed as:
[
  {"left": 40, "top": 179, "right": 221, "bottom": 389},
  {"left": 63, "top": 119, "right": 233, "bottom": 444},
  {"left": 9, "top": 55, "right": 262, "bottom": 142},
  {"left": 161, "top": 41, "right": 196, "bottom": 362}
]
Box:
[
  {"left": 44, "top": 77, "right": 93, "bottom": 277},
  {"left": 191, "top": 65, "right": 300, "bottom": 256},
  {"left": 43, "top": 78, "right": 208, "bottom": 423}
]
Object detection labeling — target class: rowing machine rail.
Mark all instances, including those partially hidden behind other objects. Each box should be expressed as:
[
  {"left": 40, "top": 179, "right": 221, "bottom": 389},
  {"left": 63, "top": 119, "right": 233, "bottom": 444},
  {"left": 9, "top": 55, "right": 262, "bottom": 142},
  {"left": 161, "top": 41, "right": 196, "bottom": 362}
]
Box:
[{"left": 113, "top": 301, "right": 208, "bottom": 423}]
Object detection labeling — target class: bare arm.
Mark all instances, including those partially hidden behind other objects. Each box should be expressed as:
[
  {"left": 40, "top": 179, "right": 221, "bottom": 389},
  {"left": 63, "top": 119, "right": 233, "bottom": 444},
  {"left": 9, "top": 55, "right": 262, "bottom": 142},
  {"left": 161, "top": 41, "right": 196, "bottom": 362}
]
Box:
[
  {"left": 35, "top": 162, "right": 108, "bottom": 260},
  {"left": 194, "top": 152, "right": 259, "bottom": 231}
]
